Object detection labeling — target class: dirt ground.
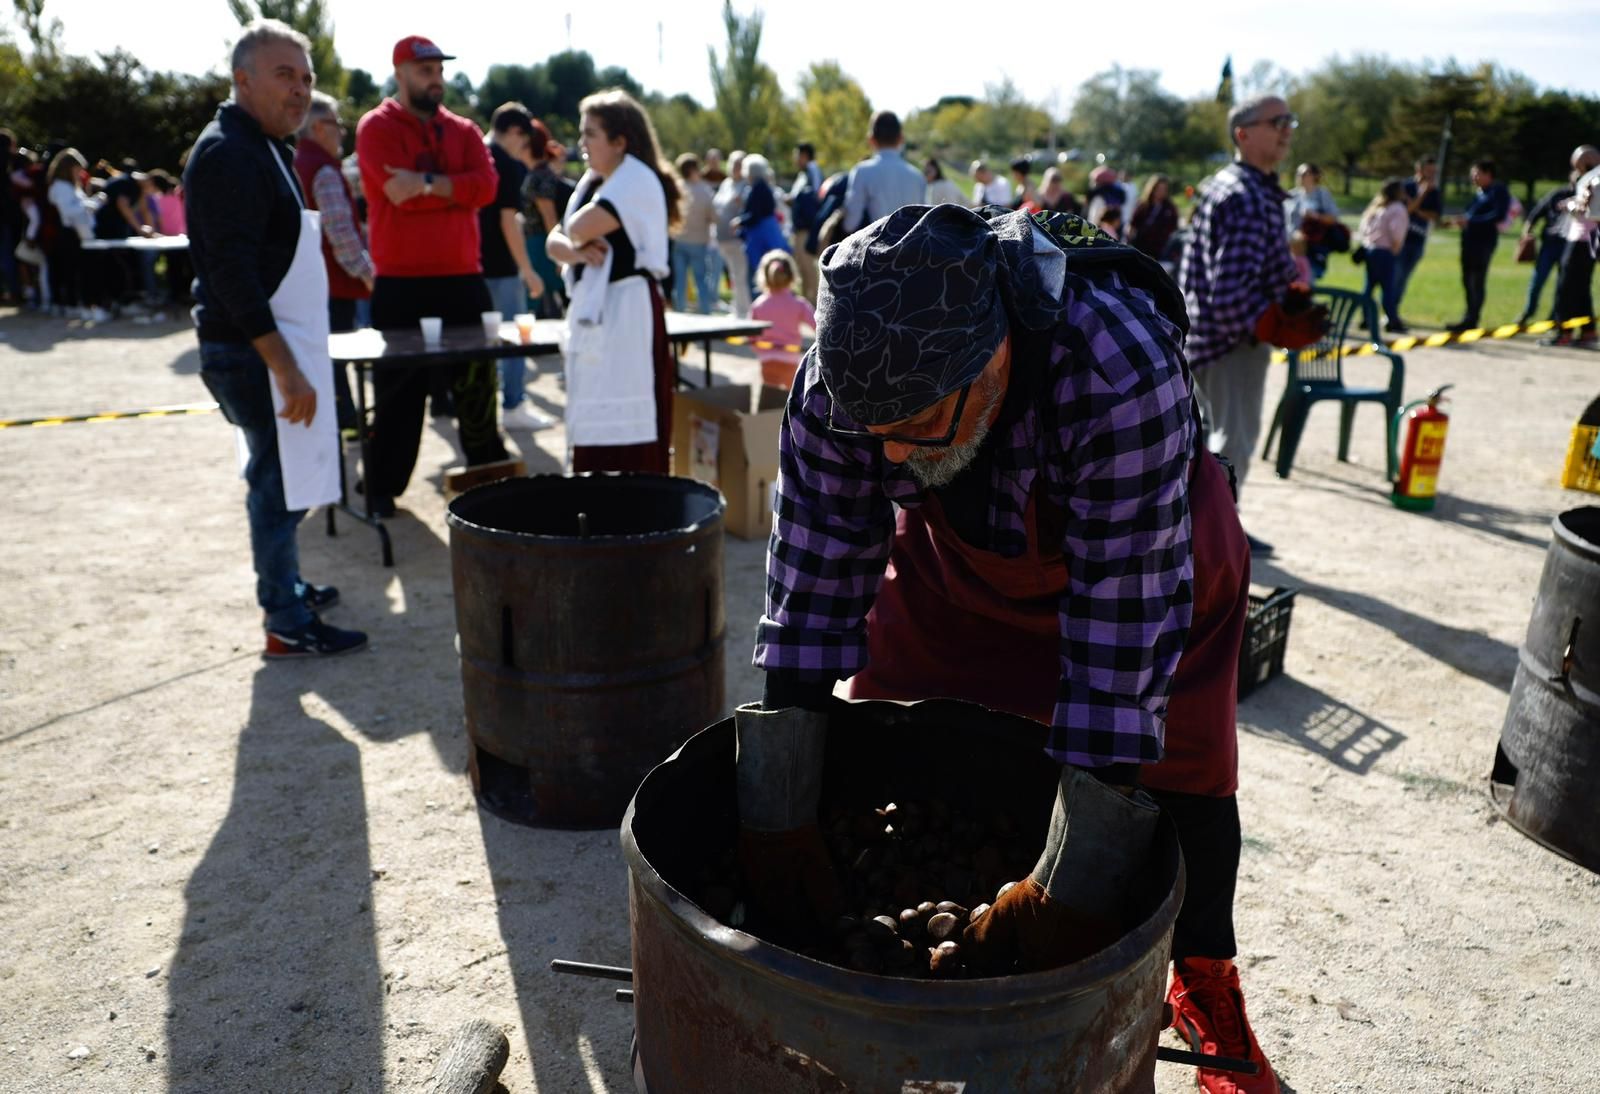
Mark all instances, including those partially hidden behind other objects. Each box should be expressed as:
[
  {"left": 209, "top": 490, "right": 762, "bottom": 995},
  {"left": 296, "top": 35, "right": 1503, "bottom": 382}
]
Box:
[{"left": 2, "top": 309, "right": 1598, "bottom": 1094}]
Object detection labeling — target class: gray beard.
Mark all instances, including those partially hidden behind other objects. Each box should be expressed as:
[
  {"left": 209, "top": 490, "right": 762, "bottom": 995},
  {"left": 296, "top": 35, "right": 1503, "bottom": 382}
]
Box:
[{"left": 903, "top": 383, "right": 1003, "bottom": 489}]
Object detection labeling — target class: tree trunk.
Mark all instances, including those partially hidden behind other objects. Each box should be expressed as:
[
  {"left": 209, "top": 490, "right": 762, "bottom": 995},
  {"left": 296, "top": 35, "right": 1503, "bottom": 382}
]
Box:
[{"left": 423, "top": 1019, "right": 510, "bottom": 1094}]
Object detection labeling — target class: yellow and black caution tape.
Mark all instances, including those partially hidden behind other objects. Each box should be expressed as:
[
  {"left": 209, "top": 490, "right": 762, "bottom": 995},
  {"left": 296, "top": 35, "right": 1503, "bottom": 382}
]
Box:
[
  {"left": 723, "top": 336, "right": 805, "bottom": 353},
  {"left": 3, "top": 315, "right": 1591, "bottom": 429},
  {"left": 1272, "top": 315, "right": 1596, "bottom": 362},
  {"left": 0, "top": 402, "right": 219, "bottom": 429}
]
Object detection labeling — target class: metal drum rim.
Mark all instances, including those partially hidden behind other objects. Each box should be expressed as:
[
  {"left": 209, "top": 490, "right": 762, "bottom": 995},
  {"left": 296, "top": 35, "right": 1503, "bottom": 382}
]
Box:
[
  {"left": 1553, "top": 506, "right": 1600, "bottom": 564},
  {"left": 622, "top": 716, "right": 1187, "bottom": 1016},
  {"left": 445, "top": 471, "right": 727, "bottom": 545}
]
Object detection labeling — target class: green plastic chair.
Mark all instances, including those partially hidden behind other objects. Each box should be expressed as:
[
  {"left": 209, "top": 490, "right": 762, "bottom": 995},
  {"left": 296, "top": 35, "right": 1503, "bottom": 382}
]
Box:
[{"left": 1261, "top": 287, "right": 1405, "bottom": 480}]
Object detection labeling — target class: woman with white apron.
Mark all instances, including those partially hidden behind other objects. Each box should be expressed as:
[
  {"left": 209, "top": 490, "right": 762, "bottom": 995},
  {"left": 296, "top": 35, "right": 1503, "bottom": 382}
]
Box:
[{"left": 546, "top": 90, "right": 682, "bottom": 473}]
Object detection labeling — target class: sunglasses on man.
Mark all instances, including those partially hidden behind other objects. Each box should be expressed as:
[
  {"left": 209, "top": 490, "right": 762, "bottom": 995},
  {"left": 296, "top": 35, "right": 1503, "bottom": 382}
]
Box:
[
  {"left": 827, "top": 380, "right": 974, "bottom": 447},
  {"left": 1246, "top": 112, "right": 1298, "bottom": 132}
]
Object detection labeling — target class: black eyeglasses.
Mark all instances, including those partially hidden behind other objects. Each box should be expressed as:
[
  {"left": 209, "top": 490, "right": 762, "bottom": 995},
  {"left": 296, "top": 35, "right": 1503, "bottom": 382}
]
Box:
[
  {"left": 826, "top": 381, "right": 973, "bottom": 447},
  {"left": 1247, "top": 112, "right": 1299, "bottom": 132}
]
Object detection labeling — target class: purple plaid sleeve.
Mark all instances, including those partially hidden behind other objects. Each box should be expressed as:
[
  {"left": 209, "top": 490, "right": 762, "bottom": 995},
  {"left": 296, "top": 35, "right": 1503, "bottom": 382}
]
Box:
[
  {"left": 753, "top": 365, "right": 920, "bottom": 679},
  {"left": 1180, "top": 163, "right": 1297, "bottom": 366},
  {"left": 312, "top": 165, "right": 373, "bottom": 283},
  {"left": 1042, "top": 273, "right": 1194, "bottom": 766},
  {"left": 755, "top": 270, "right": 1193, "bottom": 771}
]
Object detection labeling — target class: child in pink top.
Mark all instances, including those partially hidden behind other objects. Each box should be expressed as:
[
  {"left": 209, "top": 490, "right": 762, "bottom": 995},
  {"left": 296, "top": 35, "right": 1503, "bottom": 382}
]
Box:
[
  {"left": 150, "top": 171, "right": 186, "bottom": 235},
  {"left": 749, "top": 250, "right": 814, "bottom": 389}
]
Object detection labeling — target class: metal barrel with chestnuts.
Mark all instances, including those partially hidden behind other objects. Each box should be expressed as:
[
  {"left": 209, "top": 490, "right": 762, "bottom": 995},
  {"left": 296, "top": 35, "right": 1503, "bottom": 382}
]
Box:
[{"left": 623, "top": 698, "right": 1185, "bottom": 1093}]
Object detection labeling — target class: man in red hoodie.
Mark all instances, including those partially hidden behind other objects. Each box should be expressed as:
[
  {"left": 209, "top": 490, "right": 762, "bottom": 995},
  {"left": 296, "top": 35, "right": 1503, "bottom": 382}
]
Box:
[{"left": 355, "top": 35, "right": 507, "bottom": 516}]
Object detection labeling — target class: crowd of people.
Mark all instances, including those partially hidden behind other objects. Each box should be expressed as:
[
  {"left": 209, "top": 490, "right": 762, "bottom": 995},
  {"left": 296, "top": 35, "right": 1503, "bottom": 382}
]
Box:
[
  {"left": 0, "top": 130, "right": 190, "bottom": 320},
  {"left": 16, "top": 17, "right": 1595, "bottom": 1094}
]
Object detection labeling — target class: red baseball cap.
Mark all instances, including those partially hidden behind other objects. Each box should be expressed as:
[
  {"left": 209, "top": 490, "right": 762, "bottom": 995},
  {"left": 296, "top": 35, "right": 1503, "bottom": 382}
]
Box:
[{"left": 392, "top": 36, "right": 455, "bottom": 67}]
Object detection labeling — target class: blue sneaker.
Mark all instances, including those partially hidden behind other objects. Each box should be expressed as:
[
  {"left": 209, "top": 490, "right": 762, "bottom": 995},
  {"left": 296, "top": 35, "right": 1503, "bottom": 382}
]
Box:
[
  {"left": 297, "top": 580, "right": 340, "bottom": 612},
  {"left": 264, "top": 617, "right": 368, "bottom": 659}
]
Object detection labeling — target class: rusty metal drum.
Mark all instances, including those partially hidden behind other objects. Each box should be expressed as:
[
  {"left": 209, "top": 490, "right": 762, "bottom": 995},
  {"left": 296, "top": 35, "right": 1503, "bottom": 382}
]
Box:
[
  {"left": 622, "top": 699, "right": 1185, "bottom": 1093},
  {"left": 447, "top": 473, "right": 725, "bottom": 829},
  {"left": 1493, "top": 506, "right": 1600, "bottom": 873}
]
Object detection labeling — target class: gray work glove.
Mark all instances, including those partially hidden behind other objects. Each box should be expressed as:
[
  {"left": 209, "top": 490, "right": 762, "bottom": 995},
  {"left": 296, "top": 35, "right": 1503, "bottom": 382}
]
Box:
[
  {"left": 734, "top": 703, "right": 828, "bottom": 831},
  {"left": 944, "top": 765, "right": 1161, "bottom": 975},
  {"left": 733, "top": 703, "right": 842, "bottom": 944}
]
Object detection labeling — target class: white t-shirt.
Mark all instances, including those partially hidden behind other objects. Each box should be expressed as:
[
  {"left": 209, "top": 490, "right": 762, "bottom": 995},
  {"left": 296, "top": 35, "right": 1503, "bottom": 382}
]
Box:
[
  {"left": 972, "top": 176, "right": 1012, "bottom": 207},
  {"left": 1567, "top": 165, "right": 1600, "bottom": 241},
  {"left": 49, "top": 179, "right": 97, "bottom": 242}
]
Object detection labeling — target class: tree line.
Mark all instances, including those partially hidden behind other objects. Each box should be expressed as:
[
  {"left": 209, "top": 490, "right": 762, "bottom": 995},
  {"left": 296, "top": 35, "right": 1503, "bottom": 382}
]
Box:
[{"left": 3, "top": 0, "right": 1596, "bottom": 204}]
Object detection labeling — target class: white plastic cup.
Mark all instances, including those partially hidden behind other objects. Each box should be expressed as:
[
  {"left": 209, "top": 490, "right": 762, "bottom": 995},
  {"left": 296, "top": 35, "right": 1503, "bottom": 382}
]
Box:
[
  {"left": 419, "top": 316, "right": 443, "bottom": 345},
  {"left": 481, "top": 310, "right": 503, "bottom": 341},
  {"left": 514, "top": 312, "right": 535, "bottom": 345}
]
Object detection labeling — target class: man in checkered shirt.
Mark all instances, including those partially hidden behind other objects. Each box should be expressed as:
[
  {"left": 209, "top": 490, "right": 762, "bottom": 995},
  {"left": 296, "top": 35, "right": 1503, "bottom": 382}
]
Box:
[
  {"left": 1180, "top": 94, "right": 1303, "bottom": 558},
  {"left": 732, "top": 204, "right": 1280, "bottom": 1092}
]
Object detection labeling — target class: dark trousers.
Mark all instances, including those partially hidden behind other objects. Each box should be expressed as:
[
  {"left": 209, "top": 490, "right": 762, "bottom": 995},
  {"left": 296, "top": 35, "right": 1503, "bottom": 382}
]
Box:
[
  {"left": 1394, "top": 235, "right": 1426, "bottom": 311},
  {"left": 1145, "top": 789, "right": 1240, "bottom": 961},
  {"left": 328, "top": 296, "right": 361, "bottom": 428},
  {"left": 367, "top": 275, "right": 507, "bottom": 500},
  {"left": 1553, "top": 236, "right": 1596, "bottom": 336},
  {"left": 1362, "top": 247, "right": 1401, "bottom": 326},
  {"left": 1522, "top": 235, "right": 1568, "bottom": 321},
  {"left": 1459, "top": 240, "right": 1496, "bottom": 326},
  {"left": 198, "top": 341, "right": 314, "bottom": 634}
]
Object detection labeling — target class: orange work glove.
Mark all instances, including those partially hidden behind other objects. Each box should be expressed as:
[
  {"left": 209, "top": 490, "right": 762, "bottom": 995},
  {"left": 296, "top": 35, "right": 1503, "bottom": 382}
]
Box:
[{"left": 944, "top": 766, "right": 1160, "bottom": 978}]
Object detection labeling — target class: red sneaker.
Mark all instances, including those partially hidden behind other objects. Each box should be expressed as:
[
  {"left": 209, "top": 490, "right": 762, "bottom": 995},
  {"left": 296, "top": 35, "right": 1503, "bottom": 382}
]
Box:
[{"left": 1167, "top": 957, "right": 1280, "bottom": 1094}]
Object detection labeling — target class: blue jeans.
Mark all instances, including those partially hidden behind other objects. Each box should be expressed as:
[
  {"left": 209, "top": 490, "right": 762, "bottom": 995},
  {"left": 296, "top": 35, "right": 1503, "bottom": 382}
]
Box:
[
  {"left": 1394, "top": 235, "right": 1426, "bottom": 312},
  {"left": 706, "top": 244, "right": 725, "bottom": 307},
  {"left": 1522, "top": 236, "right": 1567, "bottom": 320},
  {"left": 671, "top": 242, "right": 715, "bottom": 314},
  {"left": 198, "top": 341, "right": 314, "bottom": 633},
  {"left": 485, "top": 275, "right": 528, "bottom": 408},
  {"left": 1363, "top": 248, "right": 1401, "bottom": 326}
]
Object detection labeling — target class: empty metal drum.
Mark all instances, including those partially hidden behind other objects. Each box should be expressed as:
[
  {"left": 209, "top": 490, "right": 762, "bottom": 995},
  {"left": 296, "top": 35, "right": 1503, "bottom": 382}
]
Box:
[
  {"left": 1493, "top": 506, "right": 1600, "bottom": 872},
  {"left": 447, "top": 473, "right": 725, "bottom": 829},
  {"left": 622, "top": 699, "right": 1184, "bottom": 1093}
]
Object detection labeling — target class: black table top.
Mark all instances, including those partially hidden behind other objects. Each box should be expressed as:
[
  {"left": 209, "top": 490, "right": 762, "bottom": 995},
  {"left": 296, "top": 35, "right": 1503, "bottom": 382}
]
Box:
[{"left": 330, "top": 313, "right": 775, "bottom": 367}]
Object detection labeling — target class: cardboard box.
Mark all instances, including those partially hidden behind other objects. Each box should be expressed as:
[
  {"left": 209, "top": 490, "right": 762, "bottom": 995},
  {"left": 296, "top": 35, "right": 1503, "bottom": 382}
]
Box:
[{"left": 672, "top": 384, "right": 787, "bottom": 540}]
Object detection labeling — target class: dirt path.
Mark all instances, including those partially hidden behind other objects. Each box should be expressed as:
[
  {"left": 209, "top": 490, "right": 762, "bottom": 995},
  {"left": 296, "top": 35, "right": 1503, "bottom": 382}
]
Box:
[{"left": 1, "top": 311, "right": 1596, "bottom": 1093}]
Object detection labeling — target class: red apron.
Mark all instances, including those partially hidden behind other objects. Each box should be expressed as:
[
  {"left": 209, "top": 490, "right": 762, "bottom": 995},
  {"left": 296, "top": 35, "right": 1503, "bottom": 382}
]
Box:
[{"left": 847, "top": 451, "right": 1249, "bottom": 797}]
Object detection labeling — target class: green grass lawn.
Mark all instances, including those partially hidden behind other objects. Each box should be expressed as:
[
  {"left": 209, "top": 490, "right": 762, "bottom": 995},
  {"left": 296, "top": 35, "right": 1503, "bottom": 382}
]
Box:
[{"left": 1317, "top": 224, "right": 1547, "bottom": 330}]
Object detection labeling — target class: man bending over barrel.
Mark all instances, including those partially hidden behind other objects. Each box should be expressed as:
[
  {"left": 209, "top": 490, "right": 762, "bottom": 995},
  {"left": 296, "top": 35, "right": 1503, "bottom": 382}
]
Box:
[{"left": 741, "top": 204, "right": 1278, "bottom": 1093}]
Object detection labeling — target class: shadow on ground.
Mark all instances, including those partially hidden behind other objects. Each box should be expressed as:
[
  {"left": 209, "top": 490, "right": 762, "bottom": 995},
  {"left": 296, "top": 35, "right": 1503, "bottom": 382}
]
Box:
[
  {"left": 1254, "top": 558, "right": 1519, "bottom": 694},
  {"left": 1240, "top": 674, "right": 1407, "bottom": 775},
  {"left": 165, "top": 665, "right": 385, "bottom": 1092},
  {"left": 165, "top": 510, "right": 461, "bottom": 1091}
]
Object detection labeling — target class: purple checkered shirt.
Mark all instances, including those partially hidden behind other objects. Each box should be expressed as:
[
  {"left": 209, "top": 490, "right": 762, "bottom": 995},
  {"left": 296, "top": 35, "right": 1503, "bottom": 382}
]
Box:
[
  {"left": 753, "top": 269, "right": 1195, "bottom": 768},
  {"left": 1179, "top": 161, "right": 1298, "bottom": 367}
]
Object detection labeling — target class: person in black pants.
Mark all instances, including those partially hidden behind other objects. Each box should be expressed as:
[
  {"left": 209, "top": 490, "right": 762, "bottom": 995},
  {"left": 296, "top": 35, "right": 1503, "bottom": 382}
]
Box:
[
  {"left": 365, "top": 277, "right": 507, "bottom": 512},
  {"left": 1545, "top": 146, "right": 1600, "bottom": 348},
  {"left": 355, "top": 35, "right": 509, "bottom": 514},
  {"left": 1446, "top": 159, "right": 1511, "bottom": 332}
]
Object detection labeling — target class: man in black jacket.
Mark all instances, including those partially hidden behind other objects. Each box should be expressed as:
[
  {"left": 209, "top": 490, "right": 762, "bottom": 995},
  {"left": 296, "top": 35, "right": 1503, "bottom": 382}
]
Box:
[{"left": 184, "top": 19, "right": 366, "bottom": 658}]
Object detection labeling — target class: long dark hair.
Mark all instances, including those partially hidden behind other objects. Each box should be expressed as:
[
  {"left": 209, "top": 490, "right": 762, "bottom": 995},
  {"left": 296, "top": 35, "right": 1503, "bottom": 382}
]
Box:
[{"left": 579, "top": 88, "right": 682, "bottom": 228}]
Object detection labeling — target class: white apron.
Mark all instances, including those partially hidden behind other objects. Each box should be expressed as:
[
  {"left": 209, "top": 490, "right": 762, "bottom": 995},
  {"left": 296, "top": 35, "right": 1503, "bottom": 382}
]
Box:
[
  {"left": 237, "top": 142, "right": 339, "bottom": 512},
  {"left": 561, "top": 154, "right": 667, "bottom": 448}
]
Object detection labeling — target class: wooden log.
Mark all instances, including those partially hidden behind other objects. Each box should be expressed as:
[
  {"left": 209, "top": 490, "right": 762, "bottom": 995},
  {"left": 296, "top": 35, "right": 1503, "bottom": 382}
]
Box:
[
  {"left": 444, "top": 458, "right": 527, "bottom": 499},
  {"left": 423, "top": 1018, "right": 510, "bottom": 1094}
]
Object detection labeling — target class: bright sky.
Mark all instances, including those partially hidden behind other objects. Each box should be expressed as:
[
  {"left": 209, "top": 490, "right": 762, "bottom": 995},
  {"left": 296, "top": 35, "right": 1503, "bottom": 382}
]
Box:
[{"left": 18, "top": 0, "right": 1600, "bottom": 112}]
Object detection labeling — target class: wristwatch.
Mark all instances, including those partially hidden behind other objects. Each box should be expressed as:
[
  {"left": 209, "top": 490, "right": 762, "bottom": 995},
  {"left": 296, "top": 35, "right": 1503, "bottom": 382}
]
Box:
[{"left": 423, "top": 172, "right": 434, "bottom": 197}]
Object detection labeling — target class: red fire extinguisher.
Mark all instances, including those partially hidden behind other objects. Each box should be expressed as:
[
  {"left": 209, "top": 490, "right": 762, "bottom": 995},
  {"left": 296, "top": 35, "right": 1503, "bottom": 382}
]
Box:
[{"left": 1391, "top": 384, "right": 1453, "bottom": 511}]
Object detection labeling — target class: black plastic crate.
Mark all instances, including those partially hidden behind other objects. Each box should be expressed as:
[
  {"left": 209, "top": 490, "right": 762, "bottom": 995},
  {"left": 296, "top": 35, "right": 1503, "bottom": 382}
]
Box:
[{"left": 1238, "top": 587, "right": 1297, "bottom": 699}]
